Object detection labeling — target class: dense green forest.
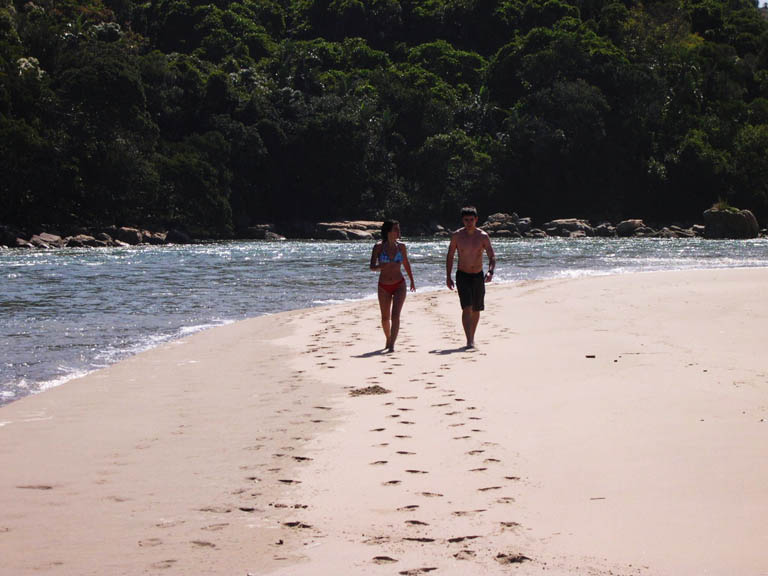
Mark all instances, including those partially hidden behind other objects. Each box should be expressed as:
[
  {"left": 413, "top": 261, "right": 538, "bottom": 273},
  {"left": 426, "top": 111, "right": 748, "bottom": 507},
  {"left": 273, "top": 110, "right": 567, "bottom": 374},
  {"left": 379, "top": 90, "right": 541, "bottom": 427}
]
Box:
[{"left": 1, "top": 0, "right": 768, "bottom": 236}]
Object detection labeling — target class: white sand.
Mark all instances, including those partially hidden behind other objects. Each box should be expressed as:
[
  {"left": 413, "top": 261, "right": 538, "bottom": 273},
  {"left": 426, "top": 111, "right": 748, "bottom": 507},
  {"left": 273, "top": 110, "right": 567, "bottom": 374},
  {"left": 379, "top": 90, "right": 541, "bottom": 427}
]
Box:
[{"left": 1, "top": 268, "right": 767, "bottom": 575}]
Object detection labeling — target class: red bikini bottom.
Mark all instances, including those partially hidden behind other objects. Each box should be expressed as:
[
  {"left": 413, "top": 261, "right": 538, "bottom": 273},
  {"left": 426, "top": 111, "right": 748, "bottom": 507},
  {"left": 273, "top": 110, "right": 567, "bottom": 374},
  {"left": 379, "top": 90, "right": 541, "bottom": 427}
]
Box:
[{"left": 378, "top": 278, "right": 405, "bottom": 295}]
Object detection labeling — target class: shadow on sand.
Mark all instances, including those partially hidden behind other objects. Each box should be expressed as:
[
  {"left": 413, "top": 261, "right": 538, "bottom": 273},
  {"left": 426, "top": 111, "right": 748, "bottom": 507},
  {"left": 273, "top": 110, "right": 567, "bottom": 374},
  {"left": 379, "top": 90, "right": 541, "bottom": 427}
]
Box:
[
  {"left": 353, "top": 349, "right": 389, "bottom": 358},
  {"left": 428, "top": 347, "right": 473, "bottom": 355}
]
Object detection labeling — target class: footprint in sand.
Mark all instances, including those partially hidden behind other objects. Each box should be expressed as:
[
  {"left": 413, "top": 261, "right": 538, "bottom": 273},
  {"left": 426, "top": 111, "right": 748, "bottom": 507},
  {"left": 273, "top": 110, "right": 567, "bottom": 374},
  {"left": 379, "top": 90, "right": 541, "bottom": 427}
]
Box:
[
  {"left": 283, "top": 521, "right": 313, "bottom": 529},
  {"left": 453, "top": 435, "right": 471, "bottom": 440},
  {"left": 397, "top": 505, "right": 419, "bottom": 511},
  {"left": 454, "top": 550, "right": 476, "bottom": 560},
  {"left": 155, "top": 520, "right": 185, "bottom": 528},
  {"left": 452, "top": 509, "right": 486, "bottom": 516},
  {"left": 399, "top": 567, "right": 437, "bottom": 575},
  {"left": 469, "top": 467, "right": 487, "bottom": 472},
  {"left": 396, "top": 451, "right": 416, "bottom": 455},
  {"left": 202, "top": 523, "right": 229, "bottom": 531},
  {"left": 405, "top": 520, "right": 429, "bottom": 526},
  {"left": 370, "top": 460, "right": 388, "bottom": 465},
  {"left": 447, "top": 535, "right": 480, "bottom": 543},
  {"left": 373, "top": 556, "right": 399, "bottom": 564},
  {"left": 151, "top": 560, "right": 177, "bottom": 569},
  {"left": 394, "top": 435, "right": 411, "bottom": 439},
  {"left": 497, "top": 497, "right": 515, "bottom": 504},
  {"left": 402, "top": 538, "right": 436, "bottom": 544},
  {"left": 191, "top": 540, "right": 216, "bottom": 548},
  {"left": 478, "top": 486, "right": 502, "bottom": 492},
  {"left": 495, "top": 553, "right": 531, "bottom": 564},
  {"left": 138, "top": 538, "right": 163, "bottom": 547},
  {"left": 199, "top": 506, "right": 231, "bottom": 514},
  {"left": 420, "top": 492, "right": 443, "bottom": 498},
  {"left": 500, "top": 522, "right": 521, "bottom": 530},
  {"left": 384, "top": 480, "right": 402, "bottom": 486},
  {"left": 405, "top": 470, "right": 428, "bottom": 474}
]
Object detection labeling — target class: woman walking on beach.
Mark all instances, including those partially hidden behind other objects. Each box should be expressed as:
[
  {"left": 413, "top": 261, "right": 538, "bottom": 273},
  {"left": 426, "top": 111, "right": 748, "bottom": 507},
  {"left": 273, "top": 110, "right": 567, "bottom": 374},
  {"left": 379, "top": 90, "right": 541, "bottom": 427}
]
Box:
[{"left": 370, "top": 220, "right": 416, "bottom": 352}]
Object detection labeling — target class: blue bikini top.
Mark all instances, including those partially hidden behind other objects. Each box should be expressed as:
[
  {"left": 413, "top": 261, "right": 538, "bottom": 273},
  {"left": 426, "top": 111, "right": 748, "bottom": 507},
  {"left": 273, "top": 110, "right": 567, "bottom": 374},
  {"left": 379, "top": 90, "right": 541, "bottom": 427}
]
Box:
[{"left": 379, "top": 243, "right": 403, "bottom": 264}]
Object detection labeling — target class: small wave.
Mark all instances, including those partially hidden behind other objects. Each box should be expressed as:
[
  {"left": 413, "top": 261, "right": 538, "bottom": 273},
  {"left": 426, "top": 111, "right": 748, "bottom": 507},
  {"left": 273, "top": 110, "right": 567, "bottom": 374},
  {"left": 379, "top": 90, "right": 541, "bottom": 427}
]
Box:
[{"left": 37, "top": 368, "right": 95, "bottom": 393}]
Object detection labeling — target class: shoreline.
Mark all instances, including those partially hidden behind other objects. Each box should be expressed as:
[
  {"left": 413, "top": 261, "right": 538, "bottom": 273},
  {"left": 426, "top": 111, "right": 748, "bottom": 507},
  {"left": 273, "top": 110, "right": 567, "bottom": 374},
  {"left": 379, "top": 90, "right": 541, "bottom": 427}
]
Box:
[
  {"left": 2, "top": 268, "right": 768, "bottom": 575},
  {"left": 4, "top": 260, "right": 766, "bottom": 409}
]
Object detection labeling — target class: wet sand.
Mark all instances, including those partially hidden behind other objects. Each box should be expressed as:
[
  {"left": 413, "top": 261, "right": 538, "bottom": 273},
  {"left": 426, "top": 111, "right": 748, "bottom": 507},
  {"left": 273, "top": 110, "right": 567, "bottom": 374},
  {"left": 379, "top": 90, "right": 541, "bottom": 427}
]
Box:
[{"left": 1, "top": 268, "right": 767, "bottom": 575}]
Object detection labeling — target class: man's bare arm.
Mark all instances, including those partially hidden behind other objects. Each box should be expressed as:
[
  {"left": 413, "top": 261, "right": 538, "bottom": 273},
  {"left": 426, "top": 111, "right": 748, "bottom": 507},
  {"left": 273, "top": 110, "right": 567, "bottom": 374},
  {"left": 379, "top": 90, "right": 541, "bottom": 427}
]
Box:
[
  {"left": 485, "top": 235, "right": 496, "bottom": 282},
  {"left": 446, "top": 234, "right": 457, "bottom": 290}
]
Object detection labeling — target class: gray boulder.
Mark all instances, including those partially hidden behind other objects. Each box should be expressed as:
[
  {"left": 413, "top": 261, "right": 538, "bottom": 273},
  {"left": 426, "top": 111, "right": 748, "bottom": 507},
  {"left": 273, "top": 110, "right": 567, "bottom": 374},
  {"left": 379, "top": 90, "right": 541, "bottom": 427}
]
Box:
[
  {"left": 346, "top": 229, "right": 374, "bottom": 240},
  {"left": 115, "top": 227, "right": 143, "bottom": 245},
  {"left": 482, "top": 212, "right": 521, "bottom": 236},
  {"left": 143, "top": 231, "right": 167, "bottom": 245},
  {"left": 594, "top": 223, "right": 616, "bottom": 237},
  {"left": 525, "top": 228, "right": 548, "bottom": 238},
  {"left": 15, "top": 237, "right": 34, "bottom": 248},
  {"left": 616, "top": 219, "right": 645, "bottom": 237},
  {"left": 323, "top": 228, "right": 350, "bottom": 240},
  {"left": 66, "top": 234, "right": 106, "bottom": 247},
  {"left": 516, "top": 217, "right": 532, "bottom": 234},
  {"left": 244, "top": 224, "right": 277, "bottom": 239},
  {"left": 29, "top": 234, "right": 53, "bottom": 248},
  {"left": 703, "top": 208, "right": 760, "bottom": 239},
  {"left": 166, "top": 229, "right": 193, "bottom": 244}
]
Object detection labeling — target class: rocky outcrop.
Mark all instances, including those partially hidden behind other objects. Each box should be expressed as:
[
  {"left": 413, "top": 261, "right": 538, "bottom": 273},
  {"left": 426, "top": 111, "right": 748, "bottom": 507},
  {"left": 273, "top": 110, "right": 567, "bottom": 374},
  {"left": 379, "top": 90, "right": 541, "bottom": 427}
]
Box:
[
  {"left": 542, "top": 218, "right": 594, "bottom": 237},
  {"left": 315, "top": 221, "right": 380, "bottom": 240},
  {"left": 481, "top": 213, "right": 523, "bottom": 237},
  {"left": 703, "top": 208, "right": 760, "bottom": 239}
]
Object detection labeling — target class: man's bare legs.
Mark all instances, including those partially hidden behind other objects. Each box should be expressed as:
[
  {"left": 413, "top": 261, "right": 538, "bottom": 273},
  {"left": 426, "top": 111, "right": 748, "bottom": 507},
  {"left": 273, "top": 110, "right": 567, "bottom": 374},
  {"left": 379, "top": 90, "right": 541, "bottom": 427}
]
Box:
[
  {"left": 378, "top": 284, "right": 407, "bottom": 351},
  {"left": 461, "top": 306, "right": 480, "bottom": 348}
]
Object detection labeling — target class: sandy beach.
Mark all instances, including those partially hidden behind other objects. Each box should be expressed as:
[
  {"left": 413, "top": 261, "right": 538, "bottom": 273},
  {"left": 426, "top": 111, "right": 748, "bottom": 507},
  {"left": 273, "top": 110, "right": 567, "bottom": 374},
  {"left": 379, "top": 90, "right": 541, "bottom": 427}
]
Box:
[{"left": 1, "top": 268, "right": 767, "bottom": 575}]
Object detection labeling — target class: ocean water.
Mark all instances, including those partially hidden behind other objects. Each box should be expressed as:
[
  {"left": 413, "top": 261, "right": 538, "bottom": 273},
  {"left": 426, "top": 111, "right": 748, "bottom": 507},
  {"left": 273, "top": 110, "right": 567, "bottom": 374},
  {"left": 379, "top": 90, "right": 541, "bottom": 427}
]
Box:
[{"left": 2, "top": 237, "right": 767, "bottom": 405}]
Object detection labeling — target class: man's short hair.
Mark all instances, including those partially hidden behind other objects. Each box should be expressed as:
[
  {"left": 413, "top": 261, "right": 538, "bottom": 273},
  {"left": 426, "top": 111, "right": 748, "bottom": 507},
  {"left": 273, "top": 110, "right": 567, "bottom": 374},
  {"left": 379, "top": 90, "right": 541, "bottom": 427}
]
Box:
[{"left": 461, "top": 206, "right": 478, "bottom": 218}]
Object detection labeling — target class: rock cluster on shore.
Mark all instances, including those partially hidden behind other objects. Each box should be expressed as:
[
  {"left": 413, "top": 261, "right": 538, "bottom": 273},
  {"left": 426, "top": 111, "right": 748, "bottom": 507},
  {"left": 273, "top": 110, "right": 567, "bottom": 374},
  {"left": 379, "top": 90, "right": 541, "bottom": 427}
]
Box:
[
  {"left": 1, "top": 208, "right": 764, "bottom": 249},
  {"left": 0, "top": 226, "right": 194, "bottom": 249}
]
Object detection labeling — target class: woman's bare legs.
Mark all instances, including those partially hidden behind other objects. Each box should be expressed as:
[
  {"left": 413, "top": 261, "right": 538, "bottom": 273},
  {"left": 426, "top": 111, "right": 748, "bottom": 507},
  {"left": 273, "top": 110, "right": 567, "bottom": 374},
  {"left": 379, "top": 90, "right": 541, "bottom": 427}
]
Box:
[
  {"left": 388, "top": 283, "right": 407, "bottom": 351},
  {"left": 378, "top": 287, "right": 393, "bottom": 349}
]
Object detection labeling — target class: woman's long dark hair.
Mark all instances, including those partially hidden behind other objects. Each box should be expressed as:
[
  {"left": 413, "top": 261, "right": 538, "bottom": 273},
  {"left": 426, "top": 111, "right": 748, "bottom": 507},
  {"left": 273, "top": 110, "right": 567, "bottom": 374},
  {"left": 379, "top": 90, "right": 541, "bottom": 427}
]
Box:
[{"left": 381, "top": 219, "right": 399, "bottom": 239}]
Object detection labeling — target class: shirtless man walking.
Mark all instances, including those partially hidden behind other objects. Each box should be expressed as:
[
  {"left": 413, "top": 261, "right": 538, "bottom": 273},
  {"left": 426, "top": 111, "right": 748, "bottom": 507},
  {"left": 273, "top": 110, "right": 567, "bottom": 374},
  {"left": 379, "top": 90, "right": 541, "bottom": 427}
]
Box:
[{"left": 446, "top": 206, "right": 496, "bottom": 348}]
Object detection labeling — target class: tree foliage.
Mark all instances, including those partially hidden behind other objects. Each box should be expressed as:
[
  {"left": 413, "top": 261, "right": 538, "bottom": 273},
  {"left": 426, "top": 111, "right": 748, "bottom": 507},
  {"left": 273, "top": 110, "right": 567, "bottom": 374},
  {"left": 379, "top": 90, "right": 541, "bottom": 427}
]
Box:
[{"left": 2, "top": 0, "right": 768, "bottom": 235}]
